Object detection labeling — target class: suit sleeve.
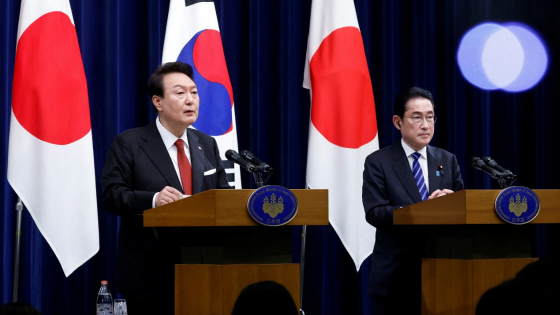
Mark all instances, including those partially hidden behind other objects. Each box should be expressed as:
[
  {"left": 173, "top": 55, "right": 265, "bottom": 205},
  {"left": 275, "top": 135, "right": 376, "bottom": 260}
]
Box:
[
  {"left": 362, "top": 154, "right": 399, "bottom": 229},
  {"left": 101, "top": 135, "right": 156, "bottom": 216},
  {"left": 210, "top": 137, "right": 233, "bottom": 190},
  {"left": 451, "top": 154, "right": 464, "bottom": 192}
]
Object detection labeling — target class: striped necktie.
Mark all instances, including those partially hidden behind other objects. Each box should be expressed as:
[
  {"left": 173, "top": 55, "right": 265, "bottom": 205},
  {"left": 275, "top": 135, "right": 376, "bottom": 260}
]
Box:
[{"left": 411, "top": 152, "right": 428, "bottom": 201}]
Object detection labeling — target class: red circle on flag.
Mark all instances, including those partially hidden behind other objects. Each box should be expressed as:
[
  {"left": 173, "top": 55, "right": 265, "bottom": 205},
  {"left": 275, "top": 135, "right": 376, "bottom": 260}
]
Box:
[
  {"left": 12, "top": 12, "right": 91, "bottom": 145},
  {"left": 309, "top": 27, "right": 377, "bottom": 149}
]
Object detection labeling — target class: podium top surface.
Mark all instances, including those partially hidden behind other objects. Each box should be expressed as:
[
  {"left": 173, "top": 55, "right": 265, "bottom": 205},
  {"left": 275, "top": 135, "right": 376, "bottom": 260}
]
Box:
[
  {"left": 393, "top": 189, "right": 560, "bottom": 225},
  {"left": 143, "top": 189, "right": 328, "bottom": 227}
]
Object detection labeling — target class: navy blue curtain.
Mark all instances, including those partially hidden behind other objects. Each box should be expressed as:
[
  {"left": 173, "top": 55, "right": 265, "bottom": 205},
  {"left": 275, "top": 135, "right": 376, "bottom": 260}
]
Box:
[{"left": 2, "top": 0, "right": 559, "bottom": 314}]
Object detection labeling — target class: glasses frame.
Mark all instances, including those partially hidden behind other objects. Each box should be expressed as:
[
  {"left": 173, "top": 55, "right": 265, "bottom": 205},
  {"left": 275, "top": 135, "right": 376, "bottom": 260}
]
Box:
[{"left": 403, "top": 115, "right": 437, "bottom": 124}]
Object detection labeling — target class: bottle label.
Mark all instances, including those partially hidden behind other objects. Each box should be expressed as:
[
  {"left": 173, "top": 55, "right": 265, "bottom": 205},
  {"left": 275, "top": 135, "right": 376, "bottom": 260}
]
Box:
[{"left": 97, "top": 304, "right": 113, "bottom": 315}]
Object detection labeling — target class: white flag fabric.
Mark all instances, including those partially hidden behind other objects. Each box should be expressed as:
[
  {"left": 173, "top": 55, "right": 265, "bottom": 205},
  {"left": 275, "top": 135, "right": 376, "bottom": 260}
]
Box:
[
  {"left": 303, "top": 0, "right": 379, "bottom": 270},
  {"left": 162, "top": 0, "right": 242, "bottom": 189},
  {"left": 7, "top": 0, "right": 99, "bottom": 276}
]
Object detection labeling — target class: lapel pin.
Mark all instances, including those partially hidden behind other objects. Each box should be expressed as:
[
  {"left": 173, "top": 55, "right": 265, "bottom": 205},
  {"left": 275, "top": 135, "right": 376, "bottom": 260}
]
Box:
[{"left": 198, "top": 146, "right": 202, "bottom": 151}]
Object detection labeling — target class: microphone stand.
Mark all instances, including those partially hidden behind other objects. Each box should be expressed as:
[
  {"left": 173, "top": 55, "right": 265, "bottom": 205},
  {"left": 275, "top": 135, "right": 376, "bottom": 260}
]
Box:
[
  {"left": 252, "top": 171, "right": 264, "bottom": 188},
  {"left": 497, "top": 177, "right": 508, "bottom": 189},
  {"left": 250, "top": 167, "right": 273, "bottom": 188},
  {"left": 497, "top": 174, "right": 517, "bottom": 189}
]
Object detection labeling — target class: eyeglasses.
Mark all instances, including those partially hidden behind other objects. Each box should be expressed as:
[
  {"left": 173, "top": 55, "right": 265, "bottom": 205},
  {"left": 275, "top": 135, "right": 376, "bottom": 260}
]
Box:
[{"left": 403, "top": 115, "right": 437, "bottom": 124}]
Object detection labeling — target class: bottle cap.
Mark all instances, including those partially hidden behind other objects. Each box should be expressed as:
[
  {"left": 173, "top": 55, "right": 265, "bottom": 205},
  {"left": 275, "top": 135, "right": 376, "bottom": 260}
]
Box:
[{"left": 101, "top": 280, "right": 108, "bottom": 285}]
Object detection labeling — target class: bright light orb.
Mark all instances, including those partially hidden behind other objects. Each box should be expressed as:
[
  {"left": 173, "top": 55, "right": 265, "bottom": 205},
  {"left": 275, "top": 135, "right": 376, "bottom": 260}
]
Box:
[
  {"left": 502, "top": 23, "right": 548, "bottom": 92},
  {"left": 482, "top": 27, "right": 524, "bottom": 88},
  {"left": 457, "top": 22, "right": 548, "bottom": 92}
]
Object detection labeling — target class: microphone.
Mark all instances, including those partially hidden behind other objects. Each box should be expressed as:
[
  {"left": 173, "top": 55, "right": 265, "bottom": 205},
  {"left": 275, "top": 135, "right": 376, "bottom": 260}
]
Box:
[
  {"left": 437, "top": 165, "right": 444, "bottom": 176},
  {"left": 471, "top": 157, "right": 503, "bottom": 179},
  {"left": 240, "top": 150, "right": 273, "bottom": 172},
  {"left": 225, "top": 149, "right": 257, "bottom": 172},
  {"left": 481, "top": 156, "right": 514, "bottom": 176}
]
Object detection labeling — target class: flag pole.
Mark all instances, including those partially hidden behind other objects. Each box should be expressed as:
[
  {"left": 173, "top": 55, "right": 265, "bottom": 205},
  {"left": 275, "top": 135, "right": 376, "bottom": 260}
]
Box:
[
  {"left": 12, "top": 196, "right": 23, "bottom": 302},
  {"left": 299, "top": 225, "right": 307, "bottom": 315}
]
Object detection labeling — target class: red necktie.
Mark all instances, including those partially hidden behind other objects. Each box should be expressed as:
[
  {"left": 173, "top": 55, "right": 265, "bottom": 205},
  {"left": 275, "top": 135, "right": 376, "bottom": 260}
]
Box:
[{"left": 174, "top": 139, "right": 192, "bottom": 195}]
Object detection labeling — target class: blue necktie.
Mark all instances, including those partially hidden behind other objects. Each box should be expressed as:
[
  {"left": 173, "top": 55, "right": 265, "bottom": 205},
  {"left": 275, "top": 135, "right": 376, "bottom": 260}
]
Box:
[{"left": 411, "top": 152, "right": 428, "bottom": 201}]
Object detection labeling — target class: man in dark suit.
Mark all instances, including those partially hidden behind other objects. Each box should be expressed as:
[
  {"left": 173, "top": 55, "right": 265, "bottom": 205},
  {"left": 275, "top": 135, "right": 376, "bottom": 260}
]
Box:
[
  {"left": 362, "top": 87, "right": 464, "bottom": 315},
  {"left": 101, "top": 62, "right": 231, "bottom": 315}
]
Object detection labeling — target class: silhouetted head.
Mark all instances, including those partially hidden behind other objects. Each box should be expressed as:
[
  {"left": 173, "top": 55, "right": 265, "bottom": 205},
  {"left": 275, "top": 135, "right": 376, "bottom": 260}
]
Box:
[
  {"left": 0, "top": 302, "right": 42, "bottom": 315},
  {"left": 232, "top": 281, "right": 298, "bottom": 315}
]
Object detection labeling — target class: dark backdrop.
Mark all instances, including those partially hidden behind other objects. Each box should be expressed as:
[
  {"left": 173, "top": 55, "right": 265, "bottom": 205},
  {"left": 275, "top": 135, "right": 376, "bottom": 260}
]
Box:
[{"left": 1, "top": 0, "right": 559, "bottom": 314}]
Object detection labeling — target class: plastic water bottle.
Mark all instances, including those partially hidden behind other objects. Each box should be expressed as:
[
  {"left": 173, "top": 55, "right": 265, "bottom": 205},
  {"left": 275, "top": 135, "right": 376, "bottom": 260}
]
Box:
[{"left": 96, "top": 280, "right": 113, "bottom": 315}]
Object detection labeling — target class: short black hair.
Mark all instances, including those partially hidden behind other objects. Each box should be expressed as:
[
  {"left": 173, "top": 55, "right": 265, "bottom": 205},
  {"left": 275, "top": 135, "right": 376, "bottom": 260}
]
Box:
[
  {"left": 147, "top": 61, "right": 195, "bottom": 98},
  {"left": 0, "top": 302, "right": 42, "bottom": 315},
  {"left": 232, "top": 281, "right": 298, "bottom": 315},
  {"left": 393, "top": 87, "right": 435, "bottom": 117}
]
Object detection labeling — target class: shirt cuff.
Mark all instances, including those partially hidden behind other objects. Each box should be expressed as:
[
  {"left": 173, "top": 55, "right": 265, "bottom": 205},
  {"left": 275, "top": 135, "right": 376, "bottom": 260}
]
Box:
[{"left": 152, "top": 192, "right": 158, "bottom": 208}]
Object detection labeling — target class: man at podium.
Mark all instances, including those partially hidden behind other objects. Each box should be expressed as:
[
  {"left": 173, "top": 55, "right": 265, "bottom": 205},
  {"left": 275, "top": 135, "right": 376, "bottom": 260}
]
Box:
[
  {"left": 101, "top": 62, "right": 231, "bottom": 315},
  {"left": 362, "top": 87, "right": 464, "bottom": 315}
]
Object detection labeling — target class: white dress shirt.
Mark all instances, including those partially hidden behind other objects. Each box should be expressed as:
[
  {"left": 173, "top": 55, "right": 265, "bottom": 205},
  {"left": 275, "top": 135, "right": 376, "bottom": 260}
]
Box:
[{"left": 152, "top": 118, "right": 192, "bottom": 207}]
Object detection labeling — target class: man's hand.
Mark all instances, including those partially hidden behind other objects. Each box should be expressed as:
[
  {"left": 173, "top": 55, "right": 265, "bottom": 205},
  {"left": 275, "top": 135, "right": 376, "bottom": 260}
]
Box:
[
  {"left": 155, "top": 186, "right": 183, "bottom": 207},
  {"left": 428, "top": 189, "right": 454, "bottom": 200}
]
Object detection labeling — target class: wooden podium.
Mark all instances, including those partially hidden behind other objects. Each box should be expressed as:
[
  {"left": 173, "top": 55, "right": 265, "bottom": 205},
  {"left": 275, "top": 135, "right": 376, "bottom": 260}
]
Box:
[
  {"left": 394, "top": 189, "right": 560, "bottom": 315},
  {"left": 143, "top": 189, "right": 328, "bottom": 315}
]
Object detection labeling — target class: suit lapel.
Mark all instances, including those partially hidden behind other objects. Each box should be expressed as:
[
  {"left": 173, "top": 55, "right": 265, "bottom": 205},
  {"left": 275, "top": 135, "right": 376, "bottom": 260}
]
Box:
[
  {"left": 391, "top": 143, "right": 423, "bottom": 204},
  {"left": 187, "top": 129, "right": 205, "bottom": 194},
  {"left": 140, "top": 122, "right": 183, "bottom": 193},
  {"left": 427, "top": 145, "right": 441, "bottom": 194}
]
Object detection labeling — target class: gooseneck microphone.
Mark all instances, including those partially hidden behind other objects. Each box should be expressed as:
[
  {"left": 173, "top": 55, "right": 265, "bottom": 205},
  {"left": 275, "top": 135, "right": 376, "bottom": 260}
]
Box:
[
  {"left": 471, "top": 156, "right": 503, "bottom": 179},
  {"left": 240, "top": 150, "right": 273, "bottom": 172},
  {"left": 481, "top": 156, "right": 514, "bottom": 177},
  {"left": 225, "top": 149, "right": 257, "bottom": 172}
]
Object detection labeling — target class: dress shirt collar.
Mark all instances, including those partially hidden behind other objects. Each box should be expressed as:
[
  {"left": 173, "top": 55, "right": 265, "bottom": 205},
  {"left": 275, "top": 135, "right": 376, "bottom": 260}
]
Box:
[
  {"left": 156, "top": 117, "right": 189, "bottom": 150},
  {"left": 401, "top": 138, "right": 427, "bottom": 159}
]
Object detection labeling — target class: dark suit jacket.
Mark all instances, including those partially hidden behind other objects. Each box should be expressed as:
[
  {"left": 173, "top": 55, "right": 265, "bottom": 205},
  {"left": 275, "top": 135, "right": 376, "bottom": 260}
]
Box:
[
  {"left": 362, "top": 142, "right": 463, "bottom": 299},
  {"left": 101, "top": 121, "right": 231, "bottom": 298}
]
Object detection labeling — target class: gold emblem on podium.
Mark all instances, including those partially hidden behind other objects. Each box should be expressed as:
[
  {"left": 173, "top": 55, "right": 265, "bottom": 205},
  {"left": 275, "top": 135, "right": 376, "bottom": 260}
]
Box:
[
  {"left": 263, "top": 193, "right": 284, "bottom": 218},
  {"left": 509, "top": 194, "right": 528, "bottom": 217}
]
